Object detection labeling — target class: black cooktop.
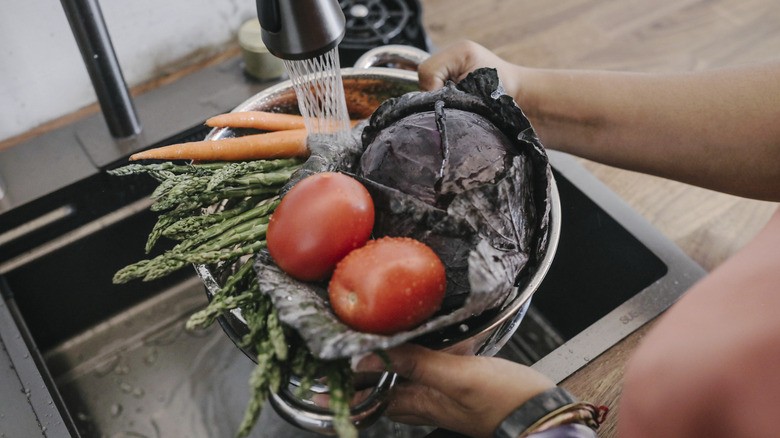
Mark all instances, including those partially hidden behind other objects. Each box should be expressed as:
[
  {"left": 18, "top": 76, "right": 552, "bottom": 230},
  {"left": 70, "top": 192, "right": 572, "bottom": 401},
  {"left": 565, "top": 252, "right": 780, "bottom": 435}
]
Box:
[{"left": 338, "top": 0, "right": 432, "bottom": 66}]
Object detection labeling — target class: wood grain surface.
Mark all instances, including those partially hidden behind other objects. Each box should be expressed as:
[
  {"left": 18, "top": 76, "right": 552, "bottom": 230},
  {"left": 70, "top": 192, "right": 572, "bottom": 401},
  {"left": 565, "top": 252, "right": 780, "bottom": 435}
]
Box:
[{"left": 418, "top": 0, "right": 779, "bottom": 435}]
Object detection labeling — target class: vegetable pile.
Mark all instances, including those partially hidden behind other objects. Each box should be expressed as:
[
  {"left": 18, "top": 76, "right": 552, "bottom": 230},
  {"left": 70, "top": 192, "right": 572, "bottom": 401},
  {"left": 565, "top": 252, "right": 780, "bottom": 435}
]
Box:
[
  {"left": 111, "top": 67, "right": 552, "bottom": 438},
  {"left": 256, "top": 67, "right": 552, "bottom": 360}
]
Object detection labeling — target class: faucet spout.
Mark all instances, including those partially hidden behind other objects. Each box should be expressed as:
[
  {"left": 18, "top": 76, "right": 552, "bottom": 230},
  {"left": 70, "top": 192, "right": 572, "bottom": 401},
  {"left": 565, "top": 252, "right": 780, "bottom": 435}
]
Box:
[{"left": 256, "top": 0, "right": 346, "bottom": 60}]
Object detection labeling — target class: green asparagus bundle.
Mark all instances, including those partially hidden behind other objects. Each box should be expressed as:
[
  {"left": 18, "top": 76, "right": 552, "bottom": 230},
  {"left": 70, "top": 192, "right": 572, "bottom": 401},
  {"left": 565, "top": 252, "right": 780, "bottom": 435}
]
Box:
[{"left": 109, "top": 158, "right": 356, "bottom": 438}]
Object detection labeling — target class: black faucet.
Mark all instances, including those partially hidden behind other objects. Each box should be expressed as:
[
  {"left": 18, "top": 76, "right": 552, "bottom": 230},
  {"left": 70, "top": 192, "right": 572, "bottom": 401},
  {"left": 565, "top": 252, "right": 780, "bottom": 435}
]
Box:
[
  {"left": 60, "top": 0, "right": 142, "bottom": 139},
  {"left": 256, "top": 0, "right": 346, "bottom": 60}
]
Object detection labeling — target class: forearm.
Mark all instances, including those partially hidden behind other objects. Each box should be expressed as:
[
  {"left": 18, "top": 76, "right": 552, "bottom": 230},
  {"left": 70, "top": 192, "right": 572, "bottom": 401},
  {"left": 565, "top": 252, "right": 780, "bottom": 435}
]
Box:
[
  {"left": 514, "top": 62, "right": 780, "bottom": 201},
  {"left": 618, "top": 207, "right": 780, "bottom": 438}
]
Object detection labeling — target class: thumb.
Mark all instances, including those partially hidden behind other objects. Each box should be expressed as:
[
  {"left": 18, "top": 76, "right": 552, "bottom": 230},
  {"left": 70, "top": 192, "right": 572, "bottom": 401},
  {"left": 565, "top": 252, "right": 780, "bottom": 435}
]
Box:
[{"left": 357, "top": 344, "right": 484, "bottom": 399}]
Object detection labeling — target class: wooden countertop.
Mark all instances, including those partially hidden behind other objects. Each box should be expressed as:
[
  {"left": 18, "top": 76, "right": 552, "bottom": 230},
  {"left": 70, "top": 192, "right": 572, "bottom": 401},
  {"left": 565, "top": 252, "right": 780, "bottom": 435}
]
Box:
[{"left": 418, "top": 0, "right": 779, "bottom": 435}]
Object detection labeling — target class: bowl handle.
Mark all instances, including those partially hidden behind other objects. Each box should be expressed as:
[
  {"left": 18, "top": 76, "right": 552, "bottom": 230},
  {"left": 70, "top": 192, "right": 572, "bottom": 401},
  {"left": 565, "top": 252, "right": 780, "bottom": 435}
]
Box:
[{"left": 353, "top": 44, "right": 430, "bottom": 70}]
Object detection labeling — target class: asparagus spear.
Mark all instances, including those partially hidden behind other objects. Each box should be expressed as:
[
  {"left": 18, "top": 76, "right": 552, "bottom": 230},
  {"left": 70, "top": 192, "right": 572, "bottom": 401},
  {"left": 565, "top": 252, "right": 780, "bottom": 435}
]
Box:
[
  {"left": 153, "top": 185, "right": 279, "bottom": 212},
  {"left": 175, "top": 199, "right": 277, "bottom": 252},
  {"left": 107, "top": 161, "right": 230, "bottom": 177},
  {"left": 186, "top": 260, "right": 257, "bottom": 330},
  {"left": 207, "top": 158, "right": 303, "bottom": 190},
  {"left": 161, "top": 196, "right": 266, "bottom": 241}
]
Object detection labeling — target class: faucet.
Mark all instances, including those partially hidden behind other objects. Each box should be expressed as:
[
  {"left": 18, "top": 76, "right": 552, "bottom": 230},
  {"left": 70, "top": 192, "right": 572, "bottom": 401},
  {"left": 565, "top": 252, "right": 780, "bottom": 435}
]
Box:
[
  {"left": 60, "top": 0, "right": 142, "bottom": 139},
  {"left": 256, "top": 0, "right": 346, "bottom": 60},
  {"left": 60, "top": 0, "right": 347, "bottom": 139}
]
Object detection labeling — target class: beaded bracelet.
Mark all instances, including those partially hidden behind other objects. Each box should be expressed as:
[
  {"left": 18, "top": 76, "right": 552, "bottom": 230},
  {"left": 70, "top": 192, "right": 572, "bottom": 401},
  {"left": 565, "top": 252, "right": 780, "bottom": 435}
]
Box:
[{"left": 493, "top": 387, "right": 609, "bottom": 438}]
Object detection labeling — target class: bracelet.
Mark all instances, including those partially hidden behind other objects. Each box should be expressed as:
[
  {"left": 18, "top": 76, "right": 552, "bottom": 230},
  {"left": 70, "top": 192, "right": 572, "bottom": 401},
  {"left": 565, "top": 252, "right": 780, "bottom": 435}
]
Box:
[
  {"left": 493, "top": 387, "right": 609, "bottom": 438},
  {"left": 519, "top": 402, "right": 608, "bottom": 437}
]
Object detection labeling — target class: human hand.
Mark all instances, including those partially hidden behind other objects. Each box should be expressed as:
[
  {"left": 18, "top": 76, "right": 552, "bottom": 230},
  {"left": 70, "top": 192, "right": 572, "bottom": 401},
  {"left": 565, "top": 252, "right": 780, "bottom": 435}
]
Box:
[
  {"left": 418, "top": 40, "right": 525, "bottom": 97},
  {"left": 356, "top": 344, "right": 555, "bottom": 438}
]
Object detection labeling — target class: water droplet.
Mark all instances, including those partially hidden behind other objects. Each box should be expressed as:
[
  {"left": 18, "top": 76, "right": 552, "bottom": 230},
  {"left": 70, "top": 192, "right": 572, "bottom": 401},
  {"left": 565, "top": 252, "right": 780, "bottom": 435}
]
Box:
[
  {"left": 458, "top": 324, "right": 469, "bottom": 332},
  {"left": 114, "top": 363, "right": 130, "bottom": 375},
  {"left": 110, "top": 403, "right": 123, "bottom": 417},
  {"left": 132, "top": 387, "right": 145, "bottom": 398},
  {"left": 143, "top": 348, "right": 158, "bottom": 366},
  {"left": 119, "top": 382, "right": 133, "bottom": 393}
]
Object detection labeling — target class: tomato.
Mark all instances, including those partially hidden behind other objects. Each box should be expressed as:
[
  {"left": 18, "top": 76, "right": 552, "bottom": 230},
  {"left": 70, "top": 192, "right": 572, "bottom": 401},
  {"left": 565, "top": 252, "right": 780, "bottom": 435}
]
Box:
[
  {"left": 328, "top": 237, "right": 447, "bottom": 334},
  {"left": 267, "top": 172, "right": 374, "bottom": 282}
]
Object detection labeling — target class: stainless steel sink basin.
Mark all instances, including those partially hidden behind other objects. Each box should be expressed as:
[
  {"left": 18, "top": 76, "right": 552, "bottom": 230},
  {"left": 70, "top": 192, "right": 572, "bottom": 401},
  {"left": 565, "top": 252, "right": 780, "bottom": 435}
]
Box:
[{"left": 42, "top": 277, "right": 430, "bottom": 437}]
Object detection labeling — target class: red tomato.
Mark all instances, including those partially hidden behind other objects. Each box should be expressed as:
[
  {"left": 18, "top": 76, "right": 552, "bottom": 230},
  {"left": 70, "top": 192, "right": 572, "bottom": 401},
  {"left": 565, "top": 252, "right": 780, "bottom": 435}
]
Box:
[
  {"left": 328, "top": 237, "right": 446, "bottom": 334},
  {"left": 267, "top": 172, "right": 374, "bottom": 282}
]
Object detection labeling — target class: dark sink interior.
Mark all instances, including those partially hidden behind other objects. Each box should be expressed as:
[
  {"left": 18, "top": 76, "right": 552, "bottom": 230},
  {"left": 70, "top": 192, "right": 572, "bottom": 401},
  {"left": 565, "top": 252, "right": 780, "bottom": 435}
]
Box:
[{"left": 0, "top": 124, "right": 210, "bottom": 352}]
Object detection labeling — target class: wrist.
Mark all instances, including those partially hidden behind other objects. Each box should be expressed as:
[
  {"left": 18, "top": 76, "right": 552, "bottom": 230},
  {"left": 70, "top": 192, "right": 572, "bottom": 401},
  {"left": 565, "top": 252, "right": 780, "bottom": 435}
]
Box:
[
  {"left": 509, "top": 67, "right": 559, "bottom": 146},
  {"left": 493, "top": 387, "right": 608, "bottom": 438}
]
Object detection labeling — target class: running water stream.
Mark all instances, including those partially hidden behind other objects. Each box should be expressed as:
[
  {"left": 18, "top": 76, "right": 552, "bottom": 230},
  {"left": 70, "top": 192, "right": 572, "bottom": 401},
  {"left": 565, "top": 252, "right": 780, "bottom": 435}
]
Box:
[{"left": 283, "top": 48, "right": 352, "bottom": 140}]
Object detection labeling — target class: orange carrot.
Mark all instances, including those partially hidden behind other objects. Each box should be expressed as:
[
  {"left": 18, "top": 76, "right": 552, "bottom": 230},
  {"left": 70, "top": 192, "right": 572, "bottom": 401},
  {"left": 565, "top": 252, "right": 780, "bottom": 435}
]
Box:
[
  {"left": 129, "top": 129, "right": 308, "bottom": 162},
  {"left": 206, "top": 111, "right": 307, "bottom": 131},
  {"left": 206, "top": 111, "right": 362, "bottom": 130}
]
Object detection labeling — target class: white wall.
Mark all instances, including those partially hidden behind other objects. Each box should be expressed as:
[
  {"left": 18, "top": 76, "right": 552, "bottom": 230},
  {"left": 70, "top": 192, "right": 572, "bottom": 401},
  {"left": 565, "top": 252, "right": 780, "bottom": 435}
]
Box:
[{"left": 0, "top": 0, "right": 257, "bottom": 143}]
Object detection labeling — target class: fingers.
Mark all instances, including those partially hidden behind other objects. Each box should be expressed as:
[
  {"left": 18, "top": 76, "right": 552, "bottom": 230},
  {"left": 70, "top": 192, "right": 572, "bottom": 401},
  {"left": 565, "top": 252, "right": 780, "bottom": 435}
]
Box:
[
  {"left": 419, "top": 40, "right": 479, "bottom": 90},
  {"left": 358, "top": 344, "right": 476, "bottom": 398},
  {"left": 418, "top": 40, "right": 499, "bottom": 91},
  {"left": 418, "top": 40, "right": 528, "bottom": 102},
  {"left": 418, "top": 56, "right": 461, "bottom": 91},
  {"left": 383, "top": 382, "right": 448, "bottom": 425},
  {"left": 384, "top": 379, "right": 506, "bottom": 438}
]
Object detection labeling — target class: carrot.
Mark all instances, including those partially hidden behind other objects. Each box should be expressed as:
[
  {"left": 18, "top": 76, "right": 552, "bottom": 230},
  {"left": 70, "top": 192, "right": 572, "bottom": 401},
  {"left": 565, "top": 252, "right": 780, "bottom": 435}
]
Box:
[
  {"left": 206, "top": 111, "right": 307, "bottom": 131},
  {"left": 205, "top": 111, "right": 362, "bottom": 130},
  {"left": 129, "top": 129, "right": 308, "bottom": 162}
]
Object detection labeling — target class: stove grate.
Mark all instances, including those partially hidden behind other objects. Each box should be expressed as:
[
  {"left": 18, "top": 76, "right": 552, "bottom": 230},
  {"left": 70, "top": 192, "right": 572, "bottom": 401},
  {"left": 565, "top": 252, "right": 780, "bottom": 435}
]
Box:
[{"left": 338, "top": 0, "right": 431, "bottom": 66}]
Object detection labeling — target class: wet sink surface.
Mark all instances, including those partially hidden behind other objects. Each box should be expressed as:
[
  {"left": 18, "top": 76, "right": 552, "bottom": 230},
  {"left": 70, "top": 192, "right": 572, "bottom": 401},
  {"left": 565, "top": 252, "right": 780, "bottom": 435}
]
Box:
[{"left": 44, "top": 277, "right": 430, "bottom": 438}]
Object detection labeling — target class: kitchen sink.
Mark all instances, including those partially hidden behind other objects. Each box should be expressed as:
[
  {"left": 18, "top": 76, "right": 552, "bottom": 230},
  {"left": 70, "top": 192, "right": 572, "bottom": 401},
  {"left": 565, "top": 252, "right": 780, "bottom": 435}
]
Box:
[{"left": 0, "top": 53, "right": 704, "bottom": 438}]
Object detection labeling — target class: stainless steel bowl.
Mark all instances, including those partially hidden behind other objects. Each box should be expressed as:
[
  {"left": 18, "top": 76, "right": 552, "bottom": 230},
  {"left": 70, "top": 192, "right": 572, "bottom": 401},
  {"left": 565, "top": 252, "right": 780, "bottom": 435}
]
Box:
[{"left": 196, "top": 45, "right": 561, "bottom": 435}]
